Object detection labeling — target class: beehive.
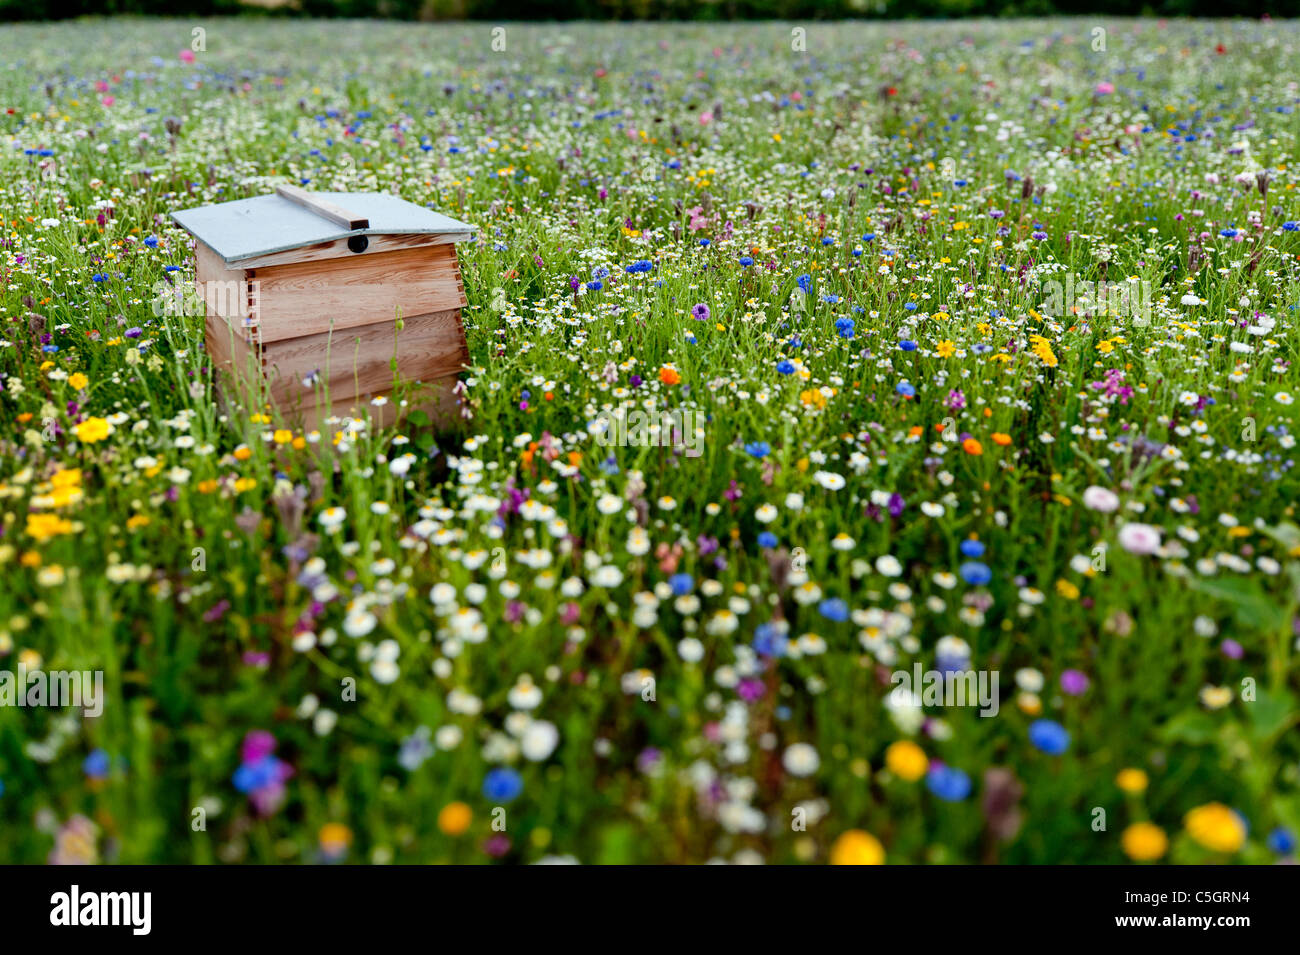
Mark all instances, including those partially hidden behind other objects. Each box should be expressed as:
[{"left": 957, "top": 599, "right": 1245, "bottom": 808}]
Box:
[{"left": 171, "top": 185, "right": 474, "bottom": 432}]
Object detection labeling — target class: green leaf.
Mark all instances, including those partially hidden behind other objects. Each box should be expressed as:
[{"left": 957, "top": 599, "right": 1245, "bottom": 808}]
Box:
[{"left": 1158, "top": 709, "right": 1218, "bottom": 745}]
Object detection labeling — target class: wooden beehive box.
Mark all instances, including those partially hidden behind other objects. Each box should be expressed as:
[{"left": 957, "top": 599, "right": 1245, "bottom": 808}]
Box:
[{"left": 171, "top": 185, "right": 474, "bottom": 432}]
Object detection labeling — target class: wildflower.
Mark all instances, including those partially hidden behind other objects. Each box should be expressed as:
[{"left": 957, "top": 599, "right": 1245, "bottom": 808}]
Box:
[
  {"left": 926, "top": 765, "right": 972, "bottom": 801},
  {"left": 318, "top": 823, "right": 353, "bottom": 860},
  {"left": 829, "top": 829, "right": 885, "bottom": 865},
  {"left": 1121, "top": 822, "right": 1168, "bottom": 861},
  {"left": 438, "top": 802, "right": 473, "bottom": 836},
  {"left": 73, "top": 417, "right": 111, "bottom": 443},
  {"left": 1117, "top": 523, "right": 1162, "bottom": 556},
  {"left": 1184, "top": 803, "right": 1246, "bottom": 853},
  {"left": 231, "top": 730, "right": 293, "bottom": 816},
  {"left": 884, "top": 740, "right": 927, "bottom": 781},
  {"left": 1028, "top": 719, "right": 1070, "bottom": 755},
  {"left": 1116, "top": 768, "right": 1149, "bottom": 794},
  {"left": 1083, "top": 485, "right": 1120, "bottom": 513},
  {"left": 782, "top": 743, "right": 820, "bottom": 777},
  {"left": 482, "top": 767, "right": 523, "bottom": 803}
]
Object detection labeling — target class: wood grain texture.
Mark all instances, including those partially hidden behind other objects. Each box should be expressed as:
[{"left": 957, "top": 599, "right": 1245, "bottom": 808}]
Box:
[
  {"left": 195, "top": 240, "right": 253, "bottom": 323},
  {"left": 261, "top": 308, "right": 470, "bottom": 405},
  {"left": 275, "top": 184, "right": 369, "bottom": 230},
  {"left": 252, "top": 243, "right": 467, "bottom": 343},
  {"left": 231, "top": 231, "right": 466, "bottom": 270}
]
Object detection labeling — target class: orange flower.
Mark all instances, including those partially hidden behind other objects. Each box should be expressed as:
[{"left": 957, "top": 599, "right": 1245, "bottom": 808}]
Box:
[
  {"left": 659, "top": 365, "right": 681, "bottom": 386},
  {"left": 962, "top": 438, "right": 983, "bottom": 455},
  {"left": 991, "top": 432, "right": 1011, "bottom": 446}
]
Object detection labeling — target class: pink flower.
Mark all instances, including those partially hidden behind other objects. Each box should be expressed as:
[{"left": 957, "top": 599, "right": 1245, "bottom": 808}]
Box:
[
  {"left": 699, "top": 111, "right": 713, "bottom": 125},
  {"left": 101, "top": 96, "right": 114, "bottom": 107},
  {"left": 179, "top": 49, "right": 196, "bottom": 64},
  {"left": 1082, "top": 485, "right": 1120, "bottom": 513},
  {"left": 1095, "top": 82, "right": 1115, "bottom": 95},
  {"left": 1118, "top": 523, "right": 1161, "bottom": 556}
]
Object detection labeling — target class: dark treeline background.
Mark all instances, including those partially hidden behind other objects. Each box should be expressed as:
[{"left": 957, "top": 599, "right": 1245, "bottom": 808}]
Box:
[{"left": 3, "top": 0, "right": 1296, "bottom": 23}]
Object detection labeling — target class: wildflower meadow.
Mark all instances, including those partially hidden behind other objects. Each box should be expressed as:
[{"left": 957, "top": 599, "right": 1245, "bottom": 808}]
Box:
[{"left": 2, "top": 16, "right": 1299, "bottom": 867}]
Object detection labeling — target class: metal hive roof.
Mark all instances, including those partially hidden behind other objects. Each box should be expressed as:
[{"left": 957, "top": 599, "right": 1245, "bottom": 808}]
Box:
[{"left": 170, "top": 191, "right": 475, "bottom": 265}]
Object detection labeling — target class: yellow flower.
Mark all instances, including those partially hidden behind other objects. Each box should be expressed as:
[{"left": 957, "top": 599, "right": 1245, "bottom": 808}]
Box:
[
  {"left": 73, "top": 417, "right": 111, "bottom": 444},
  {"left": 438, "top": 801, "right": 472, "bottom": 836},
  {"left": 1184, "top": 803, "right": 1246, "bottom": 853},
  {"left": 884, "top": 741, "right": 928, "bottom": 782},
  {"left": 273, "top": 429, "right": 293, "bottom": 445},
  {"left": 935, "top": 340, "right": 956, "bottom": 358},
  {"left": 25, "top": 512, "right": 74, "bottom": 542},
  {"left": 68, "top": 372, "right": 89, "bottom": 391},
  {"left": 1029, "top": 334, "right": 1058, "bottom": 368},
  {"left": 829, "top": 829, "right": 885, "bottom": 865},
  {"left": 1116, "top": 768, "right": 1149, "bottom": 794},
  {"left": 50, "top": 468, "right": 82, "bottom": 489},
  {"left": 1121, "top": 822, "right": 1168, "bottom": 861},
  {"left": 318, "top": 822, "right": 352, "bottom": 854},
  {"left": 126, "top": 515, "right": 151, "bottom": 531}
]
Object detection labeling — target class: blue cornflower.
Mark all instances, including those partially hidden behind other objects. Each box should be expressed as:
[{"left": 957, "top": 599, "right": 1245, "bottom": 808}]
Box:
[
  {"left": 1283, "top": 222, "right": 1299, "bottom": 231},
  {"left": 959, "top": 539, "right": 985, "bottom": 558},
  {"left": 669, "top": 573, "right": 694, "bottom": 597},
  {"left": 959, "top": 561, "right": 992, "bottom": 586},
  {"left": 625, "top": 259, "right": 653, "bottom": 274},
  {"left": 738, "top": 256, "right": 754, "bottom": 267},
  {"left": 926, "top": 766, "right": 972, "bottom": 801},
  {"left": 83, "top": 749, "right": 111, "bottom": 779},
  {"left": 835, "top": 317, "right": 855, "bottom": 339},
  {"left": 818, "top": 598, "right": 849, "bottom": 622},
  {"left": 796, "top": 274, "right": 812, "bottom": 293},
  {"left": 745, "top": 441, "right": 770, "bottom": 458},
  {"left": 482, "top": 767, "right": 523, "bottom": 803},
  {"left": 899, "top": 340, "right": 917, "bottom": 351},
  {"left": 233, "top": 755, "right": 283, "bottom": 793},
  {"left": 757, "top": 531, "right": 778, "bottom": 549},
  {"left": 776, "top": 360, "right": 796, "bottom": 375},
  {"left": 1267, "top": 827, "right": 1296, "bottom": 854},
  {"left": 586, "top": 280, "right": 603, "bottom": 291},
  {"left": 1028, "top": 719, "right": 1071, "bottom": 755},
  {"left": 752, "top": 621, "right": 788, "bottom": 658},
  {"left": 896, "top": 381, "right": 915, "bottom": 398}
]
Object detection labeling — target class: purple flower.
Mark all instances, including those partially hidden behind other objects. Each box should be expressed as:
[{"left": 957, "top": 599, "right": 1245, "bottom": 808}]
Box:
[{"left": 1060, "top": 669, "right": 1090, "bottom": 696}]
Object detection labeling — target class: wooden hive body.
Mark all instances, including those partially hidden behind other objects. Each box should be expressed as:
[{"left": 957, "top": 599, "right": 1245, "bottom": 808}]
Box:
[{"left": 174, "top": 187, "right": 474, "bottom": 433}]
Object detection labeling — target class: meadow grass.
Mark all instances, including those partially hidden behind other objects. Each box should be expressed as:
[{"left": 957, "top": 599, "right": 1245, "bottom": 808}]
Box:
[{"left": 0, "top": 17, "right": 1298, "bottom": 863}]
